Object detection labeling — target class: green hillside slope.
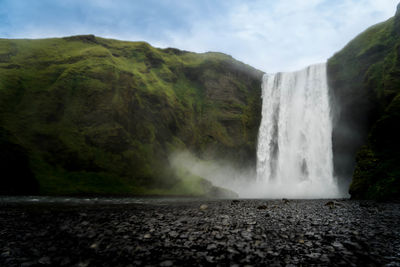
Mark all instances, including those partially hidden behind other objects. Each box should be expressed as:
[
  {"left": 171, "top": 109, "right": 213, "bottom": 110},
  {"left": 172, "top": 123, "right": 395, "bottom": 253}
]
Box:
[
  {"left": 328, "top": 4, "right": 400, "bottom": 199},
  {"left": 0, "top": 35, "right": 262, "bottom": 196}
]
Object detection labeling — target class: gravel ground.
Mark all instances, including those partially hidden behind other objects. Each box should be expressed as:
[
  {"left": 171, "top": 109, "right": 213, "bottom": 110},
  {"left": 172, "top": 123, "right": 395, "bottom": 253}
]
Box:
[{"left": 0, "top": 198, "right": 399, "bottom": 266}]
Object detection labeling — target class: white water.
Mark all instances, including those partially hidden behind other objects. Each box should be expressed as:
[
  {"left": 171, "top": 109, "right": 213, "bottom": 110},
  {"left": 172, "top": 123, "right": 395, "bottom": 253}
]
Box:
[{"left": 256, "top": 63, "right": 340, "bottom": 198}]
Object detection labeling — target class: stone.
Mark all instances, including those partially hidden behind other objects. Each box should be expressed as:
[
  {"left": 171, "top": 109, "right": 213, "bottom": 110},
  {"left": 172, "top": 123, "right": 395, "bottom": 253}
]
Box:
[
  {"left": 169, "top": 231, "right": 179, "bottom": 238},
  {"left": 324, "top": 201, "right": 335, "bottom": 209},
  {"left": 305, "top": 241, "right": 313, "bottom": 247},
  {"left": 90, "top": 242, "right": 99, "bottom": 249},
  {"left": 306, "top": 252, "right": 321, "bottom": 259},
  {"left": 21, "top": 262, "right": 36, "bottom": 267},
  {"left": 343, "top": 241, "right": 362, "bottom": 250},
  {"left": 332, "top": 241, "right": 344, "bottom": 250},
  {"left": 77, "top": 261, "right": 90, "bottom": 267},
  {"left": 38, "top": 256, "right": 51, "bottom": 265},
  {"left": 200, "top": 204, "right": 208, "bottom": 210},
  {"left": 1, "top": 199, "right": 399, "bottom": 266},
  {"left": 159, "top": 260, "right": 174, "bottom": 266},
  {"left": 143, "top": 233, "right": 151, "bottom": 239},
  {"left": 1, "top": 250, "right": 10, "bottom": 257},
  {"left": 207, "top": 244, "right": 217, "bottom": 250},
  {"left": 60, "top": 257, "right": 71, "bottom": 266}
]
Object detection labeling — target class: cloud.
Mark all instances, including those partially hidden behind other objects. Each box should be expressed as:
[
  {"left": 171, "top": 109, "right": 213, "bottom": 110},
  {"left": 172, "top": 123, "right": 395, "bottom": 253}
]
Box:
[
  {"left": 164, "top": 0, "right": 399, "bottom": 72},
  {"left": 0, "top": 0, "right": 398, "bottom": 72}
]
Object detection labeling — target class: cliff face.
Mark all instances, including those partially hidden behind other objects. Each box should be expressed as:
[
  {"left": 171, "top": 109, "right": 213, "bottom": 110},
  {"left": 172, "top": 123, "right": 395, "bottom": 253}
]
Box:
[
  {"left": 0, "top": 35, "right": 262, "bottom": 196},
  {"left": 328, "top": 4, "right": 400, "bottom": 199}
]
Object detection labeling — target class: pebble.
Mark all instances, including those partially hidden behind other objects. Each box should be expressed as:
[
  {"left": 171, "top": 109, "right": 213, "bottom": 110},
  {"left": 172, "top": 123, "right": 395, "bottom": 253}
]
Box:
[
  {"left": 199, "top": 204, "right": 208, "bottom": 210},
  {"left": 207, "top": 244, "right": 217, "bottom": 250},
  {"left": 168, "top": 231, "right": 178, "bottom": 238},
  {"left": 1, "top": 251, "right": 10, "bottom": 257},
  {"left": 332, "top": 241, "right": 344, "bottom": 249},
  {"left": 38, "top": 256, "right": 51, "bottom": 265},
  {"left": 90, "top": 242, "right": 99, "bottom": 249},
  {"left": 159, "top": 260, "right": 173, "bottom": 266},
  {"left": 0, "top": 199, "right": 399, "bottom": 266},
  {"left": 143, "top": 233, "right": 151, "bottom": 239}
]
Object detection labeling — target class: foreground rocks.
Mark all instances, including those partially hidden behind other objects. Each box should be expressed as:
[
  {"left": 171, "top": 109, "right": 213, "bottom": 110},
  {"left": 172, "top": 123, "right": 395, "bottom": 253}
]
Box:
[{"left": 0, "top": 198, "right": 399, "bottom": 266}]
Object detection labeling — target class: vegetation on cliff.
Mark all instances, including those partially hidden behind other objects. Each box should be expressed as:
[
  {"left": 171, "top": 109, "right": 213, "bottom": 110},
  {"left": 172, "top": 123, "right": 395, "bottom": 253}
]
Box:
[
  {"left": 0, "top": 35, "right": 262, "bottom": 196},
  {"left": 328, "top": 4, "right": 400, "bottom": 199}
]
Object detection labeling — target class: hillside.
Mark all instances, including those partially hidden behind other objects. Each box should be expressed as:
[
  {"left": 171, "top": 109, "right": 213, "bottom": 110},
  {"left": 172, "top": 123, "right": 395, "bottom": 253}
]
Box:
[
  {"left": 0, "top": 35, "right": 263, "bottom": 196},
  {"left": 328, "top": 4, "right": 400, "bottom": 199}
]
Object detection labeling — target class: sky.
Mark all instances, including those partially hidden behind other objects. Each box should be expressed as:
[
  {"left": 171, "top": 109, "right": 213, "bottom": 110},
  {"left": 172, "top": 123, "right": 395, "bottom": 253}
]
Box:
[{"left": 0, "top": 0, "right": 398, "bottom": 72}]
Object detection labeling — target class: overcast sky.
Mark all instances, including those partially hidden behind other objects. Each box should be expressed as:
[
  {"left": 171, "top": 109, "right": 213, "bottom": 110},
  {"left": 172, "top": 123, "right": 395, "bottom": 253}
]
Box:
[{"left": 0, "top": 0, "right": 398, "bottom": 72}]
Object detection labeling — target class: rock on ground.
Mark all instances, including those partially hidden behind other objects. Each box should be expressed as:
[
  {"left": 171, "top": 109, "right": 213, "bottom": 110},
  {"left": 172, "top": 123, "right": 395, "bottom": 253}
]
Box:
[{"left": 0, "top": 199, "right": 399, "bottom": 266}]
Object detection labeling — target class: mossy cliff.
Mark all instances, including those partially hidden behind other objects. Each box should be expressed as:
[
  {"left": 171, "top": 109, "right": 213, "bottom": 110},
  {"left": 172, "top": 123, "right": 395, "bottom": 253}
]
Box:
[
  {"left": 328, "top": 4, "right": 400, "bottom": 199},
  {"left": 0, "top": 35, "right": 262, "bottom": 196}
]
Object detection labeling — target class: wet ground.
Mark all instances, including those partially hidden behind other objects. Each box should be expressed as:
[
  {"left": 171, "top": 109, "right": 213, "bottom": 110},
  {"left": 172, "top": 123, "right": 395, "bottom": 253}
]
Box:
[{"left": 0, "top": 197, "right": 399, "bottom": 266}]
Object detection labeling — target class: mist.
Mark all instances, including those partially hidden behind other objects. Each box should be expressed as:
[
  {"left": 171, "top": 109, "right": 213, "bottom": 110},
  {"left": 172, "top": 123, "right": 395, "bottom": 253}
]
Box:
[
  {"left": 169, "top": 63, "right": 352, "bottom": 199},
  {"left": 169, "top": 150, "right": 348, "bottom": 199},
  {"left": 169, "top": 150, "right": 255, "bottom": 198}
]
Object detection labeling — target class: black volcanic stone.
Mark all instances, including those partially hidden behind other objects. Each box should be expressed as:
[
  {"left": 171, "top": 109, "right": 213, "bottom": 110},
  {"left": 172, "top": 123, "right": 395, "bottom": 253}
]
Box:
[{"left": 0, "top": 199, "right": 399, "bottom": 266}]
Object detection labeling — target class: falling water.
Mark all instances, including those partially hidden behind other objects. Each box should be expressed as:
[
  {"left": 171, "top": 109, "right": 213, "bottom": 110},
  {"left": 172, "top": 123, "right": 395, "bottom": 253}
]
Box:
[{"left": 256, "top": 63, "right": 340, "bottom": 198}]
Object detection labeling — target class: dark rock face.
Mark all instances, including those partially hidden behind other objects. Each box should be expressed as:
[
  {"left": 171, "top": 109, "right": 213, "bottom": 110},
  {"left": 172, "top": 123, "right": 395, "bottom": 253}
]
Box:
[
  {"left": 397, "top": 3, "right": 400, "bottom": 16},
  {"left": 0, "top": 199, "right": 399, "bottom": 266},
  {"left": 0, "top": 128, "right": 39, "bottom": 195},
  {"left": 395, "top": 3, "right": 400, "bottom": 36},
  {"left": 0, "top": 36, "right": 263, "bottom": 195},
  {"left": 328, "top": 6, "right": 400, "bottom": 199}
]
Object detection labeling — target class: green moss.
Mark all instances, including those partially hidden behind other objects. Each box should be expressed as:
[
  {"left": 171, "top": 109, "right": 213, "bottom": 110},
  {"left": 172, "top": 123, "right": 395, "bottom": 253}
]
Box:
[
  {"left": 329, "top": 9, "right": 400, "bottom": 200},
  {"left": 0, "top": 35, "right": 262, "bottom": 196}
]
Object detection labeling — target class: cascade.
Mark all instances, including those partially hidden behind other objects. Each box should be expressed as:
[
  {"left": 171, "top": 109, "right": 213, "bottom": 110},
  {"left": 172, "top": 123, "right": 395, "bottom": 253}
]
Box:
[{"left": 256, "top": 63, "right": 340, "bottom": 198}]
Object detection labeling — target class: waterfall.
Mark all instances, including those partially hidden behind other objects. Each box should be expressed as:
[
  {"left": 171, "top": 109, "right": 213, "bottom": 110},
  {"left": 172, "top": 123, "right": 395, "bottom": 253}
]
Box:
[{"left": 256, "top": 63, "right": 340, "bottom": 198}]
